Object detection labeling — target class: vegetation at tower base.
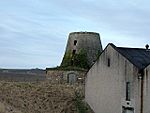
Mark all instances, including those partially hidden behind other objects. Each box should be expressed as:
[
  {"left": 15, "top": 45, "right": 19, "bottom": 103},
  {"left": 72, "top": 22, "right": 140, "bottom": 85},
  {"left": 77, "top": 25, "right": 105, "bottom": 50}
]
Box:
[
  {"left": 73, "top": 49, "right": 89, "bottom": 69},
  {"left": 61, "top": 49, "right": 89, "bottom": 69},
  {"left": 61, "top": 50, "right": 72, "bottom": 68}
]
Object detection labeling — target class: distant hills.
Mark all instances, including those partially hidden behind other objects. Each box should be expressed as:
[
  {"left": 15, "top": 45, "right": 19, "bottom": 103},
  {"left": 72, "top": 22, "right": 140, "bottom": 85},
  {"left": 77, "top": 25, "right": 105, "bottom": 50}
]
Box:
[{"left": 0, "top": 69, "right": 46, "bottom": 82}]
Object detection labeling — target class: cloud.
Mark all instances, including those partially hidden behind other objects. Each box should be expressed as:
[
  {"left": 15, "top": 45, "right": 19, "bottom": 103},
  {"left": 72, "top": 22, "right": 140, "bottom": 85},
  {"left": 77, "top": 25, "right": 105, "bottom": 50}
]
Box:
[{"left": 0, "top": 0, "right": 150, "bottom": 68}]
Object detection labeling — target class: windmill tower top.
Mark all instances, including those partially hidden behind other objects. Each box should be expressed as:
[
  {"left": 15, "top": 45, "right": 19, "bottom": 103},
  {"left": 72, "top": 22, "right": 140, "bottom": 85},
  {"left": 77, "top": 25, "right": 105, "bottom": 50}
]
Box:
[{"left": 61, "top": 31, "right": 103, "bottom": 69}]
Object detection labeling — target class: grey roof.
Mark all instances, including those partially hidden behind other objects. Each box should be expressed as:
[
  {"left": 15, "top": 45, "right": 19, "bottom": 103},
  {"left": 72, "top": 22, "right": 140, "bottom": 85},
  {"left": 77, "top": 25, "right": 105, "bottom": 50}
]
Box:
[{"left": 110, "top": 43, "right": 150, "bottom": 70}]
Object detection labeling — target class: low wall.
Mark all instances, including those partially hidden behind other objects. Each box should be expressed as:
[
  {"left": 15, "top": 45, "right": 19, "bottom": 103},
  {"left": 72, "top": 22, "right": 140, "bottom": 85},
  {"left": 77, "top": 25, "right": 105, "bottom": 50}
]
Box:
[{"left": 46, "top": 70, "right": 87, "bottom": 84}]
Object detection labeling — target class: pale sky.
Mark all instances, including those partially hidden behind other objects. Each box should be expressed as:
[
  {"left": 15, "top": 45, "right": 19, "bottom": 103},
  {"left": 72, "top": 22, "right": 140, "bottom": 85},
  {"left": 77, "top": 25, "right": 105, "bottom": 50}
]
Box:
[{"left": 0, "top": 0, "right": 150, "bottom": 69}]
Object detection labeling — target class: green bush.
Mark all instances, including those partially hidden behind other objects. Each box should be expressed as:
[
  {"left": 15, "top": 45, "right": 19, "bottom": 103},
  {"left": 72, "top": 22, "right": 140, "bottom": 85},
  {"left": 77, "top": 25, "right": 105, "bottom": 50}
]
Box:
[
  {"left": 75, "top": 91, "right": 87, "bottom": 113},
  {"left": 61, "top": 50, "right": 72, "bottom": 67},
  {"left": 60, "top": 49, "right": 90, "bottom": 69},
  {"left": 73, "top": 49, "right": 89, "bottom": 69}
]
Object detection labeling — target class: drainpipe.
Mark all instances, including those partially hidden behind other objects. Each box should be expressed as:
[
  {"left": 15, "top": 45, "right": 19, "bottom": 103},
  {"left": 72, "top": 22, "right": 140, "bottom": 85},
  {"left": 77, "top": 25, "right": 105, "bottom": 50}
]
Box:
[{"left": 139, "top": 70, "right": 144, "bottom": 113}]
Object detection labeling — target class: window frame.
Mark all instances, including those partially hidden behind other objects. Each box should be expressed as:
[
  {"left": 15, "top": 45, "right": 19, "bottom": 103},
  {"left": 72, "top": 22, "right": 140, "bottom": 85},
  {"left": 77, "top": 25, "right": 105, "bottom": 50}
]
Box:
[{"left": 126, "top": 82, "right": 131, "bottom": 101}]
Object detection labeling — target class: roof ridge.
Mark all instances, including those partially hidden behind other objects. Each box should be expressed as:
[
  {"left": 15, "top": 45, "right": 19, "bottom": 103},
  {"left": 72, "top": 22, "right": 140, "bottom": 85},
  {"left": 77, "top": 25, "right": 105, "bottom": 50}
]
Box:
[
  {"left": 109, "top": 44, "right": 150, "bottom": 70},
  {"left": 117, "top": 47, "right": 148, "bottom": 50}
]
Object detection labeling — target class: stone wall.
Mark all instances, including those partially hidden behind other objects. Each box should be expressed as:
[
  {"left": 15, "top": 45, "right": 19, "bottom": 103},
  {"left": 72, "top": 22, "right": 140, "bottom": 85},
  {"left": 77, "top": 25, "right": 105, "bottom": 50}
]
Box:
[
  {"left": 46, "top": 70, "right": 87, "bottom": 84},
  {"left": 61, "top": 32, "right": 103, "bottom": 68}
]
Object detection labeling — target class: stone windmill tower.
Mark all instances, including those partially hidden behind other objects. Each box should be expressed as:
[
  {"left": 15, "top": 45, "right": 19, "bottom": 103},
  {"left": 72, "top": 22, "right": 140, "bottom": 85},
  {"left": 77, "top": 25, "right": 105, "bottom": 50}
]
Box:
[{"left": 61, "top": 32, "right": 103, "bottom": 69}]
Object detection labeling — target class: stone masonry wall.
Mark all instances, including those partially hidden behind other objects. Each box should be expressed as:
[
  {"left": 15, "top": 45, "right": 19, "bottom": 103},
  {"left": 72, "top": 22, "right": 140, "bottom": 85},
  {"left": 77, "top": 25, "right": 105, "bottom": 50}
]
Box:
[
  {"left": 61, "top": 32, "right": 103, "bottom": 68},
  {"left": 46, "top": 70, "right": 87, "bottom": 84}
]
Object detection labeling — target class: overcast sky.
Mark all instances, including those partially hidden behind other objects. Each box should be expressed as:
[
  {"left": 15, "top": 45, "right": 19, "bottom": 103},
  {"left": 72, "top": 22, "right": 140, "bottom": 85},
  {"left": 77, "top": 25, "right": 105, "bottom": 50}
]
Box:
[{"left": 0, "top": 0, "right": 150, "bottom": 69}]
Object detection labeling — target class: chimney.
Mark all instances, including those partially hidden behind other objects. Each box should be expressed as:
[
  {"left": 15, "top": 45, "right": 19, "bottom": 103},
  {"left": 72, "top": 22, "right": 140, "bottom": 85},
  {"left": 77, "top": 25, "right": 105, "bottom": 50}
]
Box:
[{"left": 145, "top": 44, "right": 149, "bottom": 50}]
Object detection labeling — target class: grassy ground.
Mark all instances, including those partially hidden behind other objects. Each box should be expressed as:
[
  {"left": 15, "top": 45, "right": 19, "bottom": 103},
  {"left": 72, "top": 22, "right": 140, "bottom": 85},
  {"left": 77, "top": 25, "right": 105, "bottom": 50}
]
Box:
[{"left": 0, "top": 81, "right": 93, "bottom": 113}]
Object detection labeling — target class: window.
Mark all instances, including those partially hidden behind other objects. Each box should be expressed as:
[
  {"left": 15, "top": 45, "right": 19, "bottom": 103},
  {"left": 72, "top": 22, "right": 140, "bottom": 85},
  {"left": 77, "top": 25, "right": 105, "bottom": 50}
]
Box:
[
  {"left": 72, "top": 50, "right": 76, "bottom": 55},
  {"left": 74, "top": 40, "right": 77, "bottom": 45},
  {"left": 108, "top": 58, "right": 110, "bottom": 67},
  {"left": 126, "top": 82, "right": 131, "bottom": 101}
]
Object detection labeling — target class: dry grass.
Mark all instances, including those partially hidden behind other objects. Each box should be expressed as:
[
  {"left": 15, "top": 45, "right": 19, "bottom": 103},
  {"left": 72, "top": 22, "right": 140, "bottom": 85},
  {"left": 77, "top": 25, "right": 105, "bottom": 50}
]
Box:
[
  {"left": 0, "top": 81, "right": 78, "bottom": 113},
  {"left": 0, "top": 81, "right": 94, "bottom": 113}
]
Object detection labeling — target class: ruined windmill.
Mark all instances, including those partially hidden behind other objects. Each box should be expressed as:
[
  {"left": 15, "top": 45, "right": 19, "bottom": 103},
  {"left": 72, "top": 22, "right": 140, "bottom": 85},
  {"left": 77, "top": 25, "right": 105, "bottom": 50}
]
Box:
[{"left": 61, "top": 32, "right": 103, "bottom": 69}]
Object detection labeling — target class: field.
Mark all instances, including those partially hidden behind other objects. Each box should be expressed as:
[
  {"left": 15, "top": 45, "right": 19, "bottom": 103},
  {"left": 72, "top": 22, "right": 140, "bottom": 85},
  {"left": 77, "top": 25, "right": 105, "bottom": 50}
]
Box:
[{"left": 0, "top": 81, "right": 93, "bottom": 113}]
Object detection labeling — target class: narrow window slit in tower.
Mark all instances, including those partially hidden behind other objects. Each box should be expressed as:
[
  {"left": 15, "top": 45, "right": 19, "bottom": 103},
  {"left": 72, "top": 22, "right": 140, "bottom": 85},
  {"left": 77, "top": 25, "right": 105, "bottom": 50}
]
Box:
[
  {"left": 72, "top": 50, "right": 76, "bottom": 55},
  {"left": 74, "top": 40, "right": 77, "bottom": 45},
  {"left": 71, "top": 59, "right": 73, "bottom": 66}
]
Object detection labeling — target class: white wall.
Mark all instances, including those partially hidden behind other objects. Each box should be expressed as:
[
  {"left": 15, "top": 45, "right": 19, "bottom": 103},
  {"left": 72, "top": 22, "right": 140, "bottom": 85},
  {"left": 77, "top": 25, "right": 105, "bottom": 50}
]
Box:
[
  {"left": 143, "top": 65, "right": 150, "bottom": 113},
  {"left": 85, "top": 45, "right": 140, "bottom": 113}
]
